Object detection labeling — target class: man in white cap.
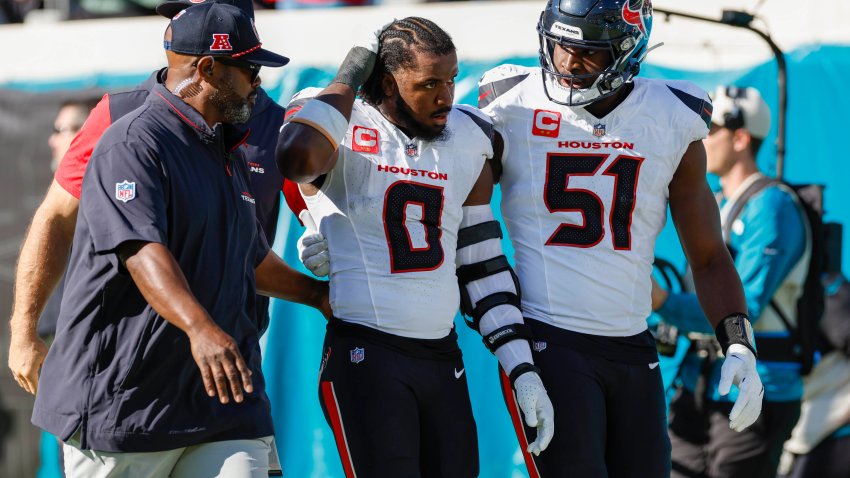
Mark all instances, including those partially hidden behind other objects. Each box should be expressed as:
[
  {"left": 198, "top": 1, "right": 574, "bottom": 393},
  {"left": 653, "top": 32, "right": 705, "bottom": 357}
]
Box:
[{"left": 653, "top": 86, "right": 809, "bottom": 478}]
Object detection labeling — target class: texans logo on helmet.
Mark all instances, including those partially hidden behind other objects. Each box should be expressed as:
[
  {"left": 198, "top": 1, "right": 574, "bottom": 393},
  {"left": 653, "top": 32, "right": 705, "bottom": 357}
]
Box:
[{"left": 622, "top": 0, "right": 650, "bottom": 35}]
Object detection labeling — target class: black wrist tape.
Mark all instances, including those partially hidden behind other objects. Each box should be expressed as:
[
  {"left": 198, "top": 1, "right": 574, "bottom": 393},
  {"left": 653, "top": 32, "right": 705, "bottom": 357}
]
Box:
[
  {"left": 509, "top": 362, "right": 541, "bottom": 389},
  {"left": 332, "top": 46, "right": 376, "bottom": 89},
  {"left": 715, "top": 313, "right": 758, "bottom": 358}
]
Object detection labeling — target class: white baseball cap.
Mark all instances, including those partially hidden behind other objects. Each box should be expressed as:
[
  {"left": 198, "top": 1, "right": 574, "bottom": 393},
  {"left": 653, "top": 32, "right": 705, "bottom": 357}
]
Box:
[{"left": 711, "top": 86, "right": 772, "bottom": 139}]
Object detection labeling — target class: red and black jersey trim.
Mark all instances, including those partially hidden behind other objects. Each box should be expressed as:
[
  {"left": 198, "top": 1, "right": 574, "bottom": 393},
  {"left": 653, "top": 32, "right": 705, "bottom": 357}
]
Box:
[
  {"left": 667, "top": 85, "right": 713, "bottom": 129},
  {"left": 478, "top": 73, "right": 529, "bottom": 109}
]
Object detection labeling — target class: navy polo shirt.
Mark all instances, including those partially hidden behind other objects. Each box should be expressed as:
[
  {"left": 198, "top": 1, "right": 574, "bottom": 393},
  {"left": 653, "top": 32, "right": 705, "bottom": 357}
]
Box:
[
  {"left": 53, "top": 68, "right": 286, "bottom": 337},
  {"left": 107, "top": 68, "right": 285, "bottom": 246},
  {"left": 33, "top": 83, "right": 273, "bottom": 453},
  {"left": 240, "top": 88, "right": 285, "bottom": 333}
]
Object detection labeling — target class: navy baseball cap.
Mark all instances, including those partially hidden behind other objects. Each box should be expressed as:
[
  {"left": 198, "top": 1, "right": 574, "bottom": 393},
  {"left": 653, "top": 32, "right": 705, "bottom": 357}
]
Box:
[
  {"left": 166, "top": 3, "right": 289, "bottom": 67},
  {"left": 156, "top": 0, "right": 254, "bottom": 20}
]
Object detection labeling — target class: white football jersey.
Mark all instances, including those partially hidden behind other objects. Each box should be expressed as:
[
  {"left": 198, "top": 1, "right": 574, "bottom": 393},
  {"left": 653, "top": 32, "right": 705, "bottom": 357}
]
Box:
[
  {"left": 290, "top": 89, "right": 493, "bottom": 339},
  {"left": 479, "top": 66, "right": 712, "bottom": 336}
]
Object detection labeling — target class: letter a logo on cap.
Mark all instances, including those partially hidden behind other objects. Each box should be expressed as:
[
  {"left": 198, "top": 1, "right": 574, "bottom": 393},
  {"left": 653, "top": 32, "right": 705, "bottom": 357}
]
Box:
[{"left": 210, "top": 33, "right": 233, "bottom": 51}]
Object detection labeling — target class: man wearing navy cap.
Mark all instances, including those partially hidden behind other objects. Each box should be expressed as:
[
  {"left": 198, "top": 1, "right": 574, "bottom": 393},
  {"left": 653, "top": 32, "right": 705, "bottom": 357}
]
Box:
[
  {"left": 31, "top": 4, "right": 327, "bottom": 476},
  {"left": 9, "top": 0, "right": 303, "bottom": 399}
]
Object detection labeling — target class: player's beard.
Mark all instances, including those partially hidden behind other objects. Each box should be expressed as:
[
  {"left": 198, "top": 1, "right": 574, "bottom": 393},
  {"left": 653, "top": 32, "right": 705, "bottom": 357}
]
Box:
[
  {"left": 210, "top": 73, "right": 252, "bottom": 124},
  {"left": 394, "top": 95, "right": 450, "bottom": 142}
]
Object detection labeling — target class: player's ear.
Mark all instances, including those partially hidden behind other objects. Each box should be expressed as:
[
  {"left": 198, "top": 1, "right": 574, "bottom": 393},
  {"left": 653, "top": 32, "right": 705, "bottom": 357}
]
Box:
[{"left": 381, "top": 72, "right": 396, "bottom": 99}]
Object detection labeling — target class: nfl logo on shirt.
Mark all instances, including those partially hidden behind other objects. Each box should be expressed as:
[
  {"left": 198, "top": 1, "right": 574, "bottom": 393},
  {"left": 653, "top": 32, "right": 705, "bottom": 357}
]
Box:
[
  {"left": 405, "top": 143, "right": 418, "bottom": 157},
  {"left": 115, "top": 180, "right": 136, "bottom": 203},
  {"left": 350, "top": 347, "right": 365, "bottom": 364},
  {"left": 593, "top": 123, "right": 606, "bottom": 137}
]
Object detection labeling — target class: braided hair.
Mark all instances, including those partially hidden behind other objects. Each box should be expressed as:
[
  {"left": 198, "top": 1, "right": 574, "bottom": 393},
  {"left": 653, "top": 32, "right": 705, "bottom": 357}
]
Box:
[{"left": 360, "top": 17, "right": 455, "bottom": 106}]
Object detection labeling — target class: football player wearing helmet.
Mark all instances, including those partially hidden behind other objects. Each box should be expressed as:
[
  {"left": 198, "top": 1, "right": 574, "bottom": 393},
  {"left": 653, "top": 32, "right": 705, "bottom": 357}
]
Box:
[
  {"left": 475, "top": 0, "right": 764, "bottom": 476},
  {"left": 276, "top": 18, "right": 554, "bottom": 477}
]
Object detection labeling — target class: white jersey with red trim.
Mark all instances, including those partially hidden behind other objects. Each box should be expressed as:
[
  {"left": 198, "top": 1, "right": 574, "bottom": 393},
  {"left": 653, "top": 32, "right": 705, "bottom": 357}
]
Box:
[
  {"left": 479, "top": 66, "right": 712, "bottom": 336},
  {"left": 290, "top": 89, "right": 493, "bottom": 339}
]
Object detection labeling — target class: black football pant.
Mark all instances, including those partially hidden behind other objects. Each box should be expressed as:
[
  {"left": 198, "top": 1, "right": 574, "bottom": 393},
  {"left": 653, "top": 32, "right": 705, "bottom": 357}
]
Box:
[
  {"left": 317, "top": 318, "right": 478, "bottom": 478},
  {"left": 505, "top": 319, "right": 671, "bottom": 478},
  {"left": 669, "top": 388, "right": 801, "bottom": 478}
]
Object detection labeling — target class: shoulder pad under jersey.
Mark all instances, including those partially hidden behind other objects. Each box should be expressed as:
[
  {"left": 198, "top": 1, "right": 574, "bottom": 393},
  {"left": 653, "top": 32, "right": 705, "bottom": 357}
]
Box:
[
  {"left": 478, "top": 64, "right": 532, "bottom": 109},
  {"left": 283, "top": 87, "right": 324, "bottom": 122},
  {"left": 454, "top": 104, "right": 495, "bottom": 143},
  {"left": 664, "top": 81, "right": 713, "bottom": 129}
]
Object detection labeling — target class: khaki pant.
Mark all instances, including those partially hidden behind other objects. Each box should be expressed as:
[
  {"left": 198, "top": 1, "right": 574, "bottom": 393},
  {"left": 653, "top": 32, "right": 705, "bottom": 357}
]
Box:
[{"left": 63, "top": 431, "right": 274, "bottom": 478}]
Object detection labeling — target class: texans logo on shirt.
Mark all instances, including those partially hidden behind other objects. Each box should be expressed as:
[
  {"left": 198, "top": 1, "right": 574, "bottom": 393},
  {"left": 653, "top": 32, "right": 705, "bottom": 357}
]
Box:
[{"left": 247, "top": 161, "right": 265, "bottom": 174}]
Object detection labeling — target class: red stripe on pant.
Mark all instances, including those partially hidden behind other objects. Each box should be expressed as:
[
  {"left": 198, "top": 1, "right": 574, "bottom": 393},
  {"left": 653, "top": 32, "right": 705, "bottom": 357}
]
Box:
[
  {"left": 499, "top": 369, "right": 542, "bottom": 478},
  {"left": 320, "top": 381, "right": 357, "bottom": 478}
]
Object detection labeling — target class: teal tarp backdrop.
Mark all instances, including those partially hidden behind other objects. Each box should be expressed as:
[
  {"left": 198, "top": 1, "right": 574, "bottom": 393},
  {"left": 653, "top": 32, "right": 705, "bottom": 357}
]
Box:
[{"left": 12, "top": 44, "right": 849, "bottom": 477}]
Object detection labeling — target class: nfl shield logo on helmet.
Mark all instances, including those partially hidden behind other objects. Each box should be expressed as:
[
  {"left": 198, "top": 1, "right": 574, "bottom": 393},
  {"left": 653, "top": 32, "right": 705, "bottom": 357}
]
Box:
[
  {"left": 593, "top": 123, "right": 606, "bottom": 137},
  {"left": 405, "top": 143, "right": 418, "bottom": 157},
  {"left": 115, "top": 181, "right": 136, "bottom": 203},
  {"left": 350, "top": 347, "right": 365, "bottom": 364}
]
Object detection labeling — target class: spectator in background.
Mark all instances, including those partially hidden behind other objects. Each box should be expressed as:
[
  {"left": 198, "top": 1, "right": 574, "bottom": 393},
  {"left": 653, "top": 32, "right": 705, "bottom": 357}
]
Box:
[
  {"left": 41, "top": 97, "right": 100, "bottom": 339},
  {"left": 40, "top": 96, "right": 101, "bottom": 342},
  {"left": 779, "top": 273, "right": 850, "bottom": 478},
  {"left": 35, "top": 96, "right": 99, "bottom": 478},
  {"left": 48, "top": 98, "right": 99, "bottom": 172},
  {"left": 653, "top": 86, "right": 806, "bottom": 478}
]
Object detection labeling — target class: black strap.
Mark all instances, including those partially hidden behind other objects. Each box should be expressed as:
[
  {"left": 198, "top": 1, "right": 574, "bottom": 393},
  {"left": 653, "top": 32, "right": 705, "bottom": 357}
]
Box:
[
  {"left": 458, "top": 220, "right": 503, "bottom": 249},
  {"left": 457, "top": 255, "right": 511, "bottom": 285},
  {"left": 715, "top": 313, "right": 758, "bottom": 358},
  {"left": 482, "top": 322, "right": 532, "bottom": 353},
  {"left": 722, "top": 176, "right": 803, "bottom": 343},
  {"left": 468, "top": 292, "right": 521, "bottom": 330},
  {"left": 509, "top": 362, "right": 541, "bottom": 389},
  {"left": 721, "top": 175, "right": 777, "bottom": 242}
]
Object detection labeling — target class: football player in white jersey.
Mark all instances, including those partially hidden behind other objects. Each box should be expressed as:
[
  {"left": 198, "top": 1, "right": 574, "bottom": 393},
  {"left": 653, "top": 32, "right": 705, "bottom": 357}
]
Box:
[
  {"left": 276, "top": 18, "right": 554, "bottom": 477},
  {"left": 474, "top": 0, "right": 765, "bottom": 476}
]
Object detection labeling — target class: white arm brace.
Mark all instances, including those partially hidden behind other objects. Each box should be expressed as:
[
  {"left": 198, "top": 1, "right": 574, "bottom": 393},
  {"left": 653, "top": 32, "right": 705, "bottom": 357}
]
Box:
[{"left": 458, "top": 205, "right": 533, "bottom": 375}]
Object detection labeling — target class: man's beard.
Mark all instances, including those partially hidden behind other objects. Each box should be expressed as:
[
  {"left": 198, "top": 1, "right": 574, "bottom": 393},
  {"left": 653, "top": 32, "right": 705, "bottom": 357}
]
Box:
[
  {"left": 210, "top": 73, "right": 252, "bottom": 124},
  {"left": 394, "top": 95, "right": 451, "bottom": 142}
]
